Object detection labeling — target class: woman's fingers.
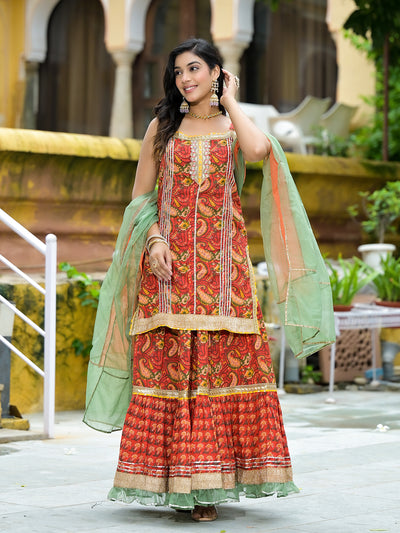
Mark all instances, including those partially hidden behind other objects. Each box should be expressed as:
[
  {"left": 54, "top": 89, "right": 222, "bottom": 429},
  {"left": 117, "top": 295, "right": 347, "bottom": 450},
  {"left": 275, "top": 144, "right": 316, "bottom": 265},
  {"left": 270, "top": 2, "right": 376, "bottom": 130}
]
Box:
[
  {"left": 149, "top": 244, "right": 172, "bottom": 281},
  {"left": 222, "top": 69, "right": 238, "bottom": 93}
]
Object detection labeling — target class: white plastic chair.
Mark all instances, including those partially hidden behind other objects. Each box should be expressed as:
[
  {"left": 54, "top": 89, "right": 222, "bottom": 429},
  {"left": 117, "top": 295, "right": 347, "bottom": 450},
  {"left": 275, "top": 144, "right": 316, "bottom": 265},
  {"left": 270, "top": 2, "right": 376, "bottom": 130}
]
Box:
[
  {"left": 320, "top": 102, "right": 357, "bottom": 138},
  {"left": 269, "top": 96, "right": 332, "bottom": 154},
  {"left": 238, "top": 102, "right": 279, "bottom": 133}
]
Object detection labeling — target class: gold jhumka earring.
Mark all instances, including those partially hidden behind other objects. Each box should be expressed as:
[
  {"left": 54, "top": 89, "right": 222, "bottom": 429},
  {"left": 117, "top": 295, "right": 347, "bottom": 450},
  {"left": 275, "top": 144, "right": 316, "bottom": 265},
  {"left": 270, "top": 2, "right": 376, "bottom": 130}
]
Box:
[
  {"left": 210, "top": 80, "right": 219, "bottom": 107},
  {"left": 179, "top": 97, "right": 189, "bottom": 114}
]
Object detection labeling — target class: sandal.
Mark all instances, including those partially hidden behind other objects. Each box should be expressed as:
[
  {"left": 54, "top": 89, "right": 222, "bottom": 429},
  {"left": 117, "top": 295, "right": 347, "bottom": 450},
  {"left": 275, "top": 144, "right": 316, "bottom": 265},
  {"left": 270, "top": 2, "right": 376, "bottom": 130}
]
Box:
[{"left": 191, "top": 505, "right": 218, "bottom": 522}]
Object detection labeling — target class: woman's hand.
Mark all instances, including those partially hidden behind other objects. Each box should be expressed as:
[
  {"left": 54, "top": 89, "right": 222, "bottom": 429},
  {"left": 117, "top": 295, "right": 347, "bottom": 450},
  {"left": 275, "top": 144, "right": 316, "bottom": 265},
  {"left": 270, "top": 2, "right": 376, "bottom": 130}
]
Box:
[
  {"left": 219, "top": 69, "right": 270, "bottom": 162},
  {"left": 220, "top": 69, "right": 240, "bottom": 107},
  {"left": 149, "top": 243, "right": 172, "bottom": 282}
]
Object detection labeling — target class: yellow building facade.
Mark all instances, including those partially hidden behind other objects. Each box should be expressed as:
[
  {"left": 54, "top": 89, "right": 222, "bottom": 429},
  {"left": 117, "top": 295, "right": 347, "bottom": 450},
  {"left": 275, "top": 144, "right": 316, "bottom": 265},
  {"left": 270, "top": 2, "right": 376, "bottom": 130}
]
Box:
[{"left": 0, "top": 0, "right": 374, "bottom": 138}]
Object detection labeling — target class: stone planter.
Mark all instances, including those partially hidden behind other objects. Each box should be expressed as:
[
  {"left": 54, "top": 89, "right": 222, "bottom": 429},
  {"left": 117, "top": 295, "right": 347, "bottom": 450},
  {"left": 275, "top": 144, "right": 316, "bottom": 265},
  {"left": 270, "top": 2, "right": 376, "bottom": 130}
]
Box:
[{"left": 358, "top": 243, "right": 396, "bottom": 271}]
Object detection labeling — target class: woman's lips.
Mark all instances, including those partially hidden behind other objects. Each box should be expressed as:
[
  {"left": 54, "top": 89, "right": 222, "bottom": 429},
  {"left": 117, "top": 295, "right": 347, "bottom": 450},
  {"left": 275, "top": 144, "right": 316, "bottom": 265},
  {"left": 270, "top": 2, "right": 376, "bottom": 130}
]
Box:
[{"left": 184, "top": 85, "right": 197, "bottom": 93}]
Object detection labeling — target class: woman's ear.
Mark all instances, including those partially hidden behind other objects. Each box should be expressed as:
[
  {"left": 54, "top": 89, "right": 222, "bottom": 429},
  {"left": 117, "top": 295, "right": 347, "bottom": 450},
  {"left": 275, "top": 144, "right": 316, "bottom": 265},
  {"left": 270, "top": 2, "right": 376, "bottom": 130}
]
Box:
[{"left": 212, "top": 65, "right": 220, "bottom": 80}]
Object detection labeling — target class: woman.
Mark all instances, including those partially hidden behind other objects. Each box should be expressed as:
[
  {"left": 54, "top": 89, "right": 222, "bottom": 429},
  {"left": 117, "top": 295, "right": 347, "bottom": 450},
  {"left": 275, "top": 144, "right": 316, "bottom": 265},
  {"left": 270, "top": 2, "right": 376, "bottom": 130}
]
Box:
[{"left": 84, "top": 38, "right": 335, "bottom": 522}]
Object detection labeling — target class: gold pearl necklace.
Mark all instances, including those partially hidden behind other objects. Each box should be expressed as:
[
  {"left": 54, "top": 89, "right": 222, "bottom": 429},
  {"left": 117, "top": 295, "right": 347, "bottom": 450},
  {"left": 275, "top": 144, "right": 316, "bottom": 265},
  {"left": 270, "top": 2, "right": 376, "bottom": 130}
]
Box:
[{"left": 188, "top": 110, "right": 222, "bottom": 120}]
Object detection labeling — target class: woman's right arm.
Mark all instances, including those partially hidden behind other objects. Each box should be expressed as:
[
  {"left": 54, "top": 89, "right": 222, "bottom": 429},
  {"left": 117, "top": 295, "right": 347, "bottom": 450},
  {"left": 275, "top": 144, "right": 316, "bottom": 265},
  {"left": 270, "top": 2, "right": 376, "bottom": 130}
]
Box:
[
  {"left": 131, "top": 118, "right": 172, "bottom": 281},
  {"left": 131, "top": 118, "right": 159, "bottom": 199}
]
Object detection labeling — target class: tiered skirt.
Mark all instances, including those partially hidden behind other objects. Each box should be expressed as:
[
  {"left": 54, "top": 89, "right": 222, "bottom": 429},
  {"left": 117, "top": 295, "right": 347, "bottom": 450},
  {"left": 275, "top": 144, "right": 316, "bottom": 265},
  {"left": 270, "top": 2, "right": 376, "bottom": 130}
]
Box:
[{"left": 109, "top": 319, "right": 299, "bottom": 509}]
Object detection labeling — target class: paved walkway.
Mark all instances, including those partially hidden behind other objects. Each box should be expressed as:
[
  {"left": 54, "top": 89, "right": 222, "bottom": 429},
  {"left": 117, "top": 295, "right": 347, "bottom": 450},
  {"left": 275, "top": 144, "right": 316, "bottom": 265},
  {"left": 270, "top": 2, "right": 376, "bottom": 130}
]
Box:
[{"left": 1, "top": 389, "right": 400, "bottom": 533}]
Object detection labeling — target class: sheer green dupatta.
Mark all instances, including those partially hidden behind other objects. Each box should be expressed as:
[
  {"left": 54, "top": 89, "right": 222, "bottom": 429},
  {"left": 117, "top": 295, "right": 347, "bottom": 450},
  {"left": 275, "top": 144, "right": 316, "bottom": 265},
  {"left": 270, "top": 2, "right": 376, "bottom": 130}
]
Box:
[
  {"left": 234, "top": 135, "right": 335, "bottom": 359},
  {"left": 83, "top": 191, "right": 158, "bottom": 432}
]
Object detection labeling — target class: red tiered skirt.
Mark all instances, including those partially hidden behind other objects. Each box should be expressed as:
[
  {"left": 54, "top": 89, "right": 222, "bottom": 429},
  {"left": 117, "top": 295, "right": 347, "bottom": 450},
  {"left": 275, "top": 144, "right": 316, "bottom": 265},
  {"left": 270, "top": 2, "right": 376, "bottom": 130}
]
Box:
[{"left": 109, "top": 314, "right": 299, "bottom": 509}]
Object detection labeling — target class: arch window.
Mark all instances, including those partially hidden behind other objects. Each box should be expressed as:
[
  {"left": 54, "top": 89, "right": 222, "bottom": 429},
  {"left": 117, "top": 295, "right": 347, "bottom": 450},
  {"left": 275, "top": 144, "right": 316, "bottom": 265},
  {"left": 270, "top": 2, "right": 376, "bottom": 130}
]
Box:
[
  {"left": 132, "top": 0, "right": 211, "bottom": 138},
  {"left": 37, "top": 0, "right": 114, "bottom": 135},
  {"left": 242, "top": 0, "right": 337, "bottom": 110}
]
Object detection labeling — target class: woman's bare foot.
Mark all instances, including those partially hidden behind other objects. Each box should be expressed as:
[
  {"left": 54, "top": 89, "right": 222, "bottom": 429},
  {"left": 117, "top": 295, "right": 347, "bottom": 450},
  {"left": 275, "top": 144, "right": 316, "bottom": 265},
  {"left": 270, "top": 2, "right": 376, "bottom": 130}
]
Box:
[{"left": 191, "top": 505, "right": 218, "bottom": 522}]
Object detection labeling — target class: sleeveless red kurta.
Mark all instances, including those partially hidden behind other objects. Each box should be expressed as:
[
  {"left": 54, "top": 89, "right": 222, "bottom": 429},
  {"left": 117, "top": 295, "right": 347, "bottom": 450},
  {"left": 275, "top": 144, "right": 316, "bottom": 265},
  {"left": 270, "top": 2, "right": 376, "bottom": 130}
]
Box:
[{"left": 109, "top": 131, "right": 298, "bottom": 508}]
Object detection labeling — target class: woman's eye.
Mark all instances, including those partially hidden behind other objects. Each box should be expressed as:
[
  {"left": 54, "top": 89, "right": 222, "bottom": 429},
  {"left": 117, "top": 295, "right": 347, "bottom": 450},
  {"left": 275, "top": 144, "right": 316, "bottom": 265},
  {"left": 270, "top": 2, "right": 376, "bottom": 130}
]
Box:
[{"left": 190, "top": 66, "right": 198, "bottom": 72}]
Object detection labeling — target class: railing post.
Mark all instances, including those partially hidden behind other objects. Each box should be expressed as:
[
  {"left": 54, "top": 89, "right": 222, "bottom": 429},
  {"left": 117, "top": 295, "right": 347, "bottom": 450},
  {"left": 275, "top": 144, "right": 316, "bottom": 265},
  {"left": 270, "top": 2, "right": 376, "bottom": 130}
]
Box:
[{"left": 43, "top": 234, "right": 57, "bottom": 439}]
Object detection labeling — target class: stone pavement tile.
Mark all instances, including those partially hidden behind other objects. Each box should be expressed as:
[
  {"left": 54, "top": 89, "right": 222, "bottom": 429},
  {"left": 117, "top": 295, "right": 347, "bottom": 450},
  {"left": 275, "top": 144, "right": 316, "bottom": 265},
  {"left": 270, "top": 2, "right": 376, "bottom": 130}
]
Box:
[
  {"left": 0, "top": 499, "right": 303, "bottom": 533},
  {"left": 350, "top": 480, "right": 400, "bottom": 502},
  {"left": 1, "top": 479, "right": 112, "bottom": 508},
  {"left": 288, "top": 430, "right": 400, "bottom": 462},
  {"left": 245, "top": 491, "right": 397, "bottom": 528},
  {"left": 0, "top": 436, "right": 120, "bottom": 491},
  {"left": 297, "top": 460, "right": 400, "bottom": 496},
  {"left": 0, "top": 502, "right": 35, "bottom": 518},
  {"left": 288, "top": 510, "right": 400, "bottom": 533},
  {"left": 1, "top": 391, "right": 400, "bottom": 532}
]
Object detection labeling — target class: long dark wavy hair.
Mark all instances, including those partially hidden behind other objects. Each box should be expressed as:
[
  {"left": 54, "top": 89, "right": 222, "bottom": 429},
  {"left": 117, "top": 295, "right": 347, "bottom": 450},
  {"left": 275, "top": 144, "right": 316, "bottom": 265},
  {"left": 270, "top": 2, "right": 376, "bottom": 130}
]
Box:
[{"left": 153, "top": 38, "right": 225, "bottom": 161}]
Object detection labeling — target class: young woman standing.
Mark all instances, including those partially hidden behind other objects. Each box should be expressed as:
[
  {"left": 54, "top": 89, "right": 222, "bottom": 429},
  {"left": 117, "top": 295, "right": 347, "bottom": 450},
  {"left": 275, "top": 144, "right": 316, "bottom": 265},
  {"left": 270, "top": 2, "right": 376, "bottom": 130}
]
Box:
[{"left": 84, "top": 38, "right": 335, "bottom": 523}]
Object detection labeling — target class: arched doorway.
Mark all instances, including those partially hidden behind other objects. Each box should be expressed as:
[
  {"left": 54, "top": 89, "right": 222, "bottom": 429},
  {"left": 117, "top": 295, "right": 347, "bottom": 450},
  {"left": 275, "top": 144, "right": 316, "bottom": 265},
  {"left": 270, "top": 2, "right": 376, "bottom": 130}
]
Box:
[
  {"left": 37, "top": 0, "right": 114, "bottom": 135},
  {"left": 241, "top": 0, "right": 337, "bottom": 111},
  {"left": 132, "top": 0, "right": 212, "bottom": 138}
]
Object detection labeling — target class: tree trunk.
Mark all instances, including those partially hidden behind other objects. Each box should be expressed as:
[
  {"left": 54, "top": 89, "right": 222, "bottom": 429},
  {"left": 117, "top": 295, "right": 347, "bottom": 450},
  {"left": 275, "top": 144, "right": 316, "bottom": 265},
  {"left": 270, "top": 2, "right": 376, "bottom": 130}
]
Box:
[{"left": 383, "top": 33, "right": 389, "bottom": 161}]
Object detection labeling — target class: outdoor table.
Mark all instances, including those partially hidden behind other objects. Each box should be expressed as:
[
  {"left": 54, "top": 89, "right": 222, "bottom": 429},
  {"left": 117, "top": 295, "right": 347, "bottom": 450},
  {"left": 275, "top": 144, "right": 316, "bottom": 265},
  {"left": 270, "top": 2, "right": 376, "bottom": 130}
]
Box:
[{"left": 278, "top": 303, "right": 400, "bottom": 402}]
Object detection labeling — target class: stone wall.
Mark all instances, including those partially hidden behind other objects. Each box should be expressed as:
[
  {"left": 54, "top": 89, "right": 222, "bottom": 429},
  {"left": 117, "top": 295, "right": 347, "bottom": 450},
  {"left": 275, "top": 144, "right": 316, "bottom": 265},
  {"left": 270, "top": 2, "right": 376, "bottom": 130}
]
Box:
[
  {"left": 2, "top": 128, "right": 400, "bottom": 274},
  {"left": 2, "top": 128, "right": 400, "bottom": 413},
  {"left": 0, "top": 276, "right": 97, "bottom": 414},
  {"left": 0, "top": 128, "right": 141, "bottom": 272}
]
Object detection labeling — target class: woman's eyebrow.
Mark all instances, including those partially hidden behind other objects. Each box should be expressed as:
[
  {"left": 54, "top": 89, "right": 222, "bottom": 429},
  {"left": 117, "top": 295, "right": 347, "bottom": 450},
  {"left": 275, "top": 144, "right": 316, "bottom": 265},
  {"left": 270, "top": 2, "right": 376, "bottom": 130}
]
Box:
[{"left": 174, "top": 60, "right": 201, "bottom": 70}]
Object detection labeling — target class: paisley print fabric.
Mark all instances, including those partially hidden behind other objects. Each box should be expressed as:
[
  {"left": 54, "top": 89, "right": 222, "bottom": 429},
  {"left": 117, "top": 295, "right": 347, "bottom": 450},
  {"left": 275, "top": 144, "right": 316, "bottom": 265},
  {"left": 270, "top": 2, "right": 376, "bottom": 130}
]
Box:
[
  {"left": 111, "top": 131, "right": 298, "bottom": 507},
  {"left": 131, "top": 131, "right": 259, "bottom": 335}
]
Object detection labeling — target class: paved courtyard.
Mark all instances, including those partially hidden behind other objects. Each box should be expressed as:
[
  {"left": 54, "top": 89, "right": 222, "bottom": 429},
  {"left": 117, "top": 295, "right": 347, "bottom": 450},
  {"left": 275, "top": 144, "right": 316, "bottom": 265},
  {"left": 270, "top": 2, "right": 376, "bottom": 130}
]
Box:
[{"left": 1, "top": 389, "right": 399, "bottom": 533}]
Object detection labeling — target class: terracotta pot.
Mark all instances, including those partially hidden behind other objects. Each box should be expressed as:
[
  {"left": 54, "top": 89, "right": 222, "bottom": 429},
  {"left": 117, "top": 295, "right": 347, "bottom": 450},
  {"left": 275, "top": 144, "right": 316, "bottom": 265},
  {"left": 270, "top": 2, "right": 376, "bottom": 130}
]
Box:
[
  {"left": 375, "top": 300, "right": 400, "bottom": 308},
  {"left": 333, "top": 305, "right": 353, "bottom": 312}
]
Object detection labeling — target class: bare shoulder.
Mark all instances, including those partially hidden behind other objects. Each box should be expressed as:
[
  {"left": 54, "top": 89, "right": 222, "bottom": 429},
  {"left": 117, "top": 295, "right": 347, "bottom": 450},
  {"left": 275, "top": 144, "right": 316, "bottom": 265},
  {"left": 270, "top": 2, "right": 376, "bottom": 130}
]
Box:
[{"left": 143, "top": 117, "right": 159, "bottom": 142}]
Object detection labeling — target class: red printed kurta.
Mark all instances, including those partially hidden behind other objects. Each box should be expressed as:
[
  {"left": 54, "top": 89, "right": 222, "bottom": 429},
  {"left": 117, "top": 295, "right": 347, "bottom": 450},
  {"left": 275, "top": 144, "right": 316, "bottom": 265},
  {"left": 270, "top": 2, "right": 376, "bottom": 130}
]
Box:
[
  {"left": 131, "top": 131, "right": 258, "bottom": 335},
  {"left": 111, "top": 131, "right": 298, "bottom": 507}
]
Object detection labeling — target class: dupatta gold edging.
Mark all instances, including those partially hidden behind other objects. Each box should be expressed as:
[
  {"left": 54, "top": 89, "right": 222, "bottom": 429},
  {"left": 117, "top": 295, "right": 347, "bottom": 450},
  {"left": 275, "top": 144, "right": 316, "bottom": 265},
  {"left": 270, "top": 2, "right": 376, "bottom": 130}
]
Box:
[{"left": 84, "top": 134, "right": 335, "bottom": 433}]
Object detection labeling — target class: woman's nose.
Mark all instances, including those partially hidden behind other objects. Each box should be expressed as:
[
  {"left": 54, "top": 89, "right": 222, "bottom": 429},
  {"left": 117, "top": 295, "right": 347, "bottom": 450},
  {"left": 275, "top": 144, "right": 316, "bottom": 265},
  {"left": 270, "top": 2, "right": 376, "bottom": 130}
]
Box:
[{"left": 181, "top": 70, "right": 191, "bottom": 83}]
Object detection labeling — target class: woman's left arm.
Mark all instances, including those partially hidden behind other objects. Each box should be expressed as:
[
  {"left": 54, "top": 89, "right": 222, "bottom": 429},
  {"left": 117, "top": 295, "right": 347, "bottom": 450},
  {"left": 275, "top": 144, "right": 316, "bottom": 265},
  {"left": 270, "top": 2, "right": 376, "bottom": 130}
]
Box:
[{"left": 220, "top": 69, "right": 271, "bottom": 163}]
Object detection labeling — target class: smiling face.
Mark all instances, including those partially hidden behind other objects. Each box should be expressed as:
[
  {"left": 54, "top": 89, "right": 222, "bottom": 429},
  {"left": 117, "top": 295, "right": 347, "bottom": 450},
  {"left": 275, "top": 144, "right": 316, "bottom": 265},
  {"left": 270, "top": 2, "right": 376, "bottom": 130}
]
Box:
[{"left": 174, "top": 51, "right": 219, "bottom": 106}]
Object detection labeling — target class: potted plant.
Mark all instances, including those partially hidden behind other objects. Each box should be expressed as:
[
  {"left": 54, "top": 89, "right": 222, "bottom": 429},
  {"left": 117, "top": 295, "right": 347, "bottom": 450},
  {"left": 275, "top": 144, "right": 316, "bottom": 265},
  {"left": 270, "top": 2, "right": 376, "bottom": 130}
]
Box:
[
  {"left": 369, "top": 254, "right": 400, "bottom": 306},
  {"left": 300, "top": 364, "right": 322, "bottom": 385},
  {"left": 348, "top": 181, "right": 400, "bottom": 268},
  {"left": 326, "top": 255, "right": 378, "bottom": 311}
]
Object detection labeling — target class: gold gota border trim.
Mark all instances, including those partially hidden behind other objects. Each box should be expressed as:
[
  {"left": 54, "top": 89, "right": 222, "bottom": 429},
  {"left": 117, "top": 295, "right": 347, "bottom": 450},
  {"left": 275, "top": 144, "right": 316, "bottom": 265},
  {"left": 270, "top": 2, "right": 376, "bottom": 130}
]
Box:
[
  {"left": 131, "top": 382, "right": 277, "bottom": 400},
  {"left": 175, "top": 130, "right": 236, "bottom": 141},
  {"left": 114, "top": 467, "right": 293, "bottom": 494},
  {"left": 131, "top": 312, "right": 259, "bottom": 336},
  {"left": 247, "top": 247, "right": 260, "bottom": 330}
]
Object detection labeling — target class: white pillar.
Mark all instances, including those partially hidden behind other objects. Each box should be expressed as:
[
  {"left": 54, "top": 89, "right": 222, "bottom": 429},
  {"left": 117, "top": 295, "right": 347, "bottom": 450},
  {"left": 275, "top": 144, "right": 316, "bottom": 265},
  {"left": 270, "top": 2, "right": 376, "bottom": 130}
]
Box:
[
  {"left": 109, "top": 49, "right": 136, "bottom": 139},
  {"left": 21, "top": 60, "right": 40, "bottom": 129},
  {"left": 214, "top": 40, "right": 249, "bottom": 77},
  {"left": 211, "top": 0, "right": 255, "bottom": 88}
]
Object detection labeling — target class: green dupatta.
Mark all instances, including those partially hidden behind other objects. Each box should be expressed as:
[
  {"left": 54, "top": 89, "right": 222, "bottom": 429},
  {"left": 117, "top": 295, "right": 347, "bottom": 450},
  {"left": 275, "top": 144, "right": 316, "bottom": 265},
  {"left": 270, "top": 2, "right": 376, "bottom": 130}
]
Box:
[
  {"left": 84, "top": 135, "right": 335, "bottom": 432},
  {"left": 83, "top": 191, "right": 158, "bottom": 432},
  {"left": 235, "top": 134, "right": 335, "bottom": 359}
]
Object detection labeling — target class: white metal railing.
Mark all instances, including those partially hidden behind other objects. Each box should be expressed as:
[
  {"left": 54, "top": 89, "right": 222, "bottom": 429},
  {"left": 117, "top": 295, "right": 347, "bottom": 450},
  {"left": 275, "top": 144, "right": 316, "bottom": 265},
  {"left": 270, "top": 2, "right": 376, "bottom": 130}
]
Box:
[{"left": 0, "top": 208, "right": 57, "bottom": 438}]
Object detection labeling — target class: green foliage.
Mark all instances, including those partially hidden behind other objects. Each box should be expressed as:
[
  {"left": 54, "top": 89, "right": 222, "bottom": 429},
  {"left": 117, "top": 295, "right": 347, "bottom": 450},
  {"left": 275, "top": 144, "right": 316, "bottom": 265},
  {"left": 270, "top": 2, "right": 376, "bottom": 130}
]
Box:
[
  {"left": 343, "top": 1, "right": 400, "bottom": 161},
  {"left": 371, "top": 254, "right": 400, "bottom": 301},
  {"left": 59, "top": 262, "right": 100, "bottom": 309},
  {"left": 59, "top": 262, "right": 101, "bottom": 357},
  {"left": 343, "top": 0, "right": 400, "bottom": 59},
  {"left": 71, "top": 339, "right": 93, "bottom": 358},
  {"left": 312, "top": 127, "right": 350, "bottom": 157},
  {"left": 350, "top": 60, "right": 400, "bottom": 161},
  {"left": 326, "top": 256, "right": 377, "bottom": 306},
  {"left": 347, "top": 181, "right": 400, "bottom": 243},
  {"left": 300, "top": 365, "right": 322, "bottom": 385}
]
